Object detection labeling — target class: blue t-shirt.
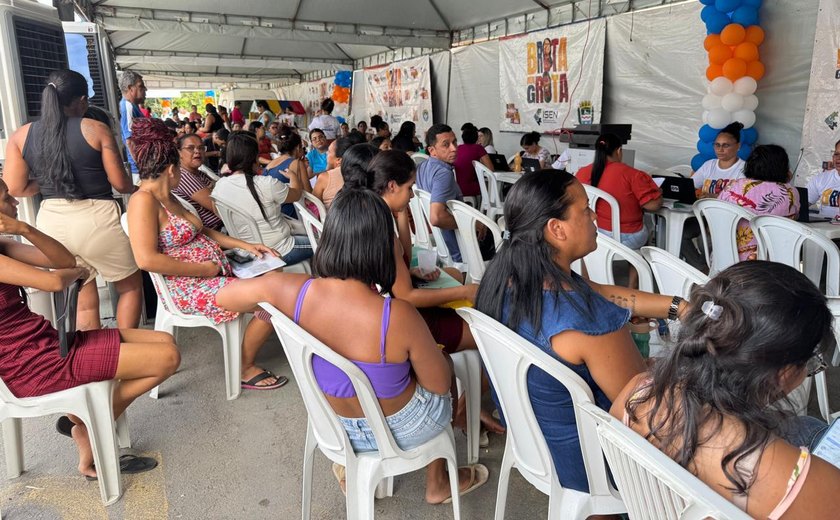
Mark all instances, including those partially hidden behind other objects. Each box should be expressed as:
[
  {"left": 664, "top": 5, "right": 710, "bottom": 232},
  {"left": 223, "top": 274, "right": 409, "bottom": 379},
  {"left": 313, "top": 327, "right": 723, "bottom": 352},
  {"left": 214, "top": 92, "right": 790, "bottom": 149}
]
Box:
[
  {"left": 119, "top": 98, "right": 143, "bottom": 174},
  {"left": 306, "top": 148, "right": 328, "bottom": 175},
  {"left": 264, "top": 159, "right": 297, "bottom": 218},
  {"left": 415, "top": 156, "right": 463, "bottom": 262},
  {"left": 500, "top": 276, "right": 630, "bottom": 492}
]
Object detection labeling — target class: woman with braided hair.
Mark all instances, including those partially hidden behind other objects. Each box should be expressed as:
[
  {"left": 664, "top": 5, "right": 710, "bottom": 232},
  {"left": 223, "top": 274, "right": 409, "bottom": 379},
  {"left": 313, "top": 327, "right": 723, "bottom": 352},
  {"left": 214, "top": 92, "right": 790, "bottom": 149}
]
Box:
[{"left": 126, "top": 118, "right": 289, "bottom": 390}]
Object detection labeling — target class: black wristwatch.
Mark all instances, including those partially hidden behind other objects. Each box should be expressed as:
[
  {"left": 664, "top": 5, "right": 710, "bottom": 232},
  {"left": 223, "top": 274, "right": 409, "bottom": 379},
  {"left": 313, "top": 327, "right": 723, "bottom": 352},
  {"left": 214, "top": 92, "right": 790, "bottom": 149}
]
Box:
[{"left": 668, "top": 296, "right": 684, "bottom": 321}]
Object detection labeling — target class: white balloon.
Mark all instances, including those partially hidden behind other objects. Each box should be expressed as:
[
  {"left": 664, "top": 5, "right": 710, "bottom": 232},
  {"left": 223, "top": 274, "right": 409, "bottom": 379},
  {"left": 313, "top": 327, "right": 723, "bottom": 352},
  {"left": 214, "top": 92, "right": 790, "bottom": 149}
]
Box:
[
  {"left": 732, "top": 110, "right": 756, "bottom": 129},
  {"left": 742, "top": 94, "right": 759, "bottom": 111},
  {"left": 721, "top": 93, "right": 745, "bottom": 112},
  {"left": 733, "top": 77, "right": 758, "bottom": 96},
  {"left": 708, "top": 109, "right": 733, "bottom": 129},
  {"left": 702, "top": 110, "right": 710, "bottom": 124},
  {"left": 702, "top": 94, "right": 722, "bottom": 110},
  {"left": 710, "top": 77, "right": 734, "bottom": 96}
]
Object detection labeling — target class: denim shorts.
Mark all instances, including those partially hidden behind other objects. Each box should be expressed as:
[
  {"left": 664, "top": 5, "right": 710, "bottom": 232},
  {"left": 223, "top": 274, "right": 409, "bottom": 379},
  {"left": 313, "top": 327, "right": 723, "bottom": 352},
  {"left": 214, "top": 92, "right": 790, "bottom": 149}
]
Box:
[
  {"left": 338, "top": 385, "right": 452, "bottom": 453},
  {"left": 598, "top": 225, "right": 650, "bottom": 250}
]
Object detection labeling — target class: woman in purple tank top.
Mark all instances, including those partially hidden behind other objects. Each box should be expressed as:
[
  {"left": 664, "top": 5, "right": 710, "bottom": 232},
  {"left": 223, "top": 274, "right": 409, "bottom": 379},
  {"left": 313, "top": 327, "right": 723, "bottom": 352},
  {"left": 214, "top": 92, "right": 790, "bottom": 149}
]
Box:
[{"left": 215, "top": 189, "right": 489, "bottom": 504}]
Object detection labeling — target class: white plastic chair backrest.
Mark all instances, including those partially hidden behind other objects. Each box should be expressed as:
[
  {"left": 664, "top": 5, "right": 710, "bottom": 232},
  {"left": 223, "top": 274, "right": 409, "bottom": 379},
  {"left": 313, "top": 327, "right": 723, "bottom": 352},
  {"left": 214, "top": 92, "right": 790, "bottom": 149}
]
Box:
[
  {"left": 172, "top": 193, "right": 199, "bottom": 217},
  {"left": 411, "top": 152, "right": 428, "bottom": 167},
  {"left": 414, "top": 187, "right": 452, "bottom": 266},
  {"left": 120, "top": 213, "right": 193, "bottom": 319},
  {"left": 293, "top": 201, "right": 323, "bottom": 253},
  {"left": 578, "top": 403, "right": 750, "bottom": 520},
  {"left": 211, "top": 195, "right": 265, "bottom": 243},
  {"left": 456, "top": 307, "right": 616, "bottom": 498},
  {"left": 825, "top": 297, "right": 840, "bottom": 366},
  {"left": 408, "top": 194, "right": 433, "bottom": 250},
  {"left": 583, "top": 184, "right": 621, "bottom": 241},
  {"left": 472, "top": 161, "right": 503, "bottom": 215},
  {"left": 583, "top": 234, "right": 655, "bottom": 292},
  {"left": 667, "top": 164, "right": 694, "bottom": 178},
  {"left": 259, "top": 302, "right": 409, "bottom": 461},
  {"left": 752, "top": 215, "right": 840, "bottom": 296},
  {"left": 640, "top": 246, "right": 710, "bottom": 299},
  {"left": 300, "top": 191, "right": 327, "bottom": 224},
  {"left": 446, "top": 200, "right": 502, "bottom": 284},
  {"left": 198, "top": 164, "right": 221, "bottom": 182},
  {"left": 692, "top": 199, "right": 755, "bottom": 276},
  {"left": 471, "top": 160, "right": 492, "bottom": 214}
]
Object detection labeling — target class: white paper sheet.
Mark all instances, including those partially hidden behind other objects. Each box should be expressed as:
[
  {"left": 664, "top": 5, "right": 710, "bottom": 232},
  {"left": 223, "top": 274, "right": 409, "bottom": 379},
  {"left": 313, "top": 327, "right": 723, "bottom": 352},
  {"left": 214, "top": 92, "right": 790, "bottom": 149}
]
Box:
[{"left": 231, "top": 255, "right": 287, "bottom": 279}]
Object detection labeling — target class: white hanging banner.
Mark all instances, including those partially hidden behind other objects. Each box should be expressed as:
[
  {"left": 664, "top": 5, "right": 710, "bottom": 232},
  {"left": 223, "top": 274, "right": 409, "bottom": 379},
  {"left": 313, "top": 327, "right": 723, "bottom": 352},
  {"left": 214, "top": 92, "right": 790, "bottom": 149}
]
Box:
[
  {"left": 363, "top": 55, "right": 434, "bottom": 135},
  {"left": 800, "top": 0, "right": 840, "bottom": 182},
  {"left": 499, "top": 19, "right": 606, "bottom": 133}
]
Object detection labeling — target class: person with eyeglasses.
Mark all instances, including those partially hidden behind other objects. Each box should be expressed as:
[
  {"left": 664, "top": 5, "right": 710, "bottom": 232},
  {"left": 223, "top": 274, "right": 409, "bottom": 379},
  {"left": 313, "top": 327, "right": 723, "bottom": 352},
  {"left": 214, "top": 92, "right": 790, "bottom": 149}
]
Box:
[
  {"left": 691, "top": 122, "right": 747, "bottom": 198},
  {"left": 614, "top": 261, "right": 840, "bottom": 519},
  {"left": 806, "top": 139, "right": 840, "bottom": 207},
  {"left": 173, "top": 133, "right": 223, "bottom": 231}
]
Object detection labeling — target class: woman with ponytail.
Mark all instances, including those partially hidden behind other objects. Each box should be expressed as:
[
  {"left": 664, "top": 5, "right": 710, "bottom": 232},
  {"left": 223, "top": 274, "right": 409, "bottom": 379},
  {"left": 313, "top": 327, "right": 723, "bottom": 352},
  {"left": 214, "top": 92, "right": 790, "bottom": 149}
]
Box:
[
  {"left": 126, "top": 119, "right": 289, "bottom": 390},
  {"left": 614, "top": 261, "right": 840, "bottom": 518},
  {"left": 475, "top": 169, "right": 685, "bottom": 494},
  {"left": 3, "top": 70, "right": 142, "bottom": 331},
  {"left": 213, "top": 133, "right": 313, "bottom": 267}
]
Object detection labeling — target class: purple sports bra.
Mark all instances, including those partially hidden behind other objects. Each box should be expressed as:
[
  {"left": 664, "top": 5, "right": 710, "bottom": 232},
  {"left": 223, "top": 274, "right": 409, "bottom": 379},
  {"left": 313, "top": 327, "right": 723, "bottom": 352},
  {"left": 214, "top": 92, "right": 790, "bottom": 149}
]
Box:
[{"left": 295, "top": 279, "right": 412, "bottom": 399}]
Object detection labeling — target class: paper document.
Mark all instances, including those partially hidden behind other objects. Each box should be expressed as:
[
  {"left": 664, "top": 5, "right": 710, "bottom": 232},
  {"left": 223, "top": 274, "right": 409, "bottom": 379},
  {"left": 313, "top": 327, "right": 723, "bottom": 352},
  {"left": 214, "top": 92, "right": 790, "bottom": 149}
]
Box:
[
  {"left": 813, "top": 417, "right": 840, "bottom": 469},
  {"left": 231, "top": 254, "right": 287, "bottom": 279}
]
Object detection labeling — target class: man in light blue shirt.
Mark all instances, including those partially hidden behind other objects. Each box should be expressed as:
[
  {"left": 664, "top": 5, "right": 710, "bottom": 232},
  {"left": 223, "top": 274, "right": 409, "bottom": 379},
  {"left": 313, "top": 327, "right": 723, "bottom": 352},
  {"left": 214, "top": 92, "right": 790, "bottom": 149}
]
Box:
[
  {"left": 306, "top": 128, "right": 329, "bottom": 183},
  {"left": 118, "top": 71, "right": 146, "bottom": 176},
  {"left": 415, "top": 124, "right": 464, "bottom": 262}
]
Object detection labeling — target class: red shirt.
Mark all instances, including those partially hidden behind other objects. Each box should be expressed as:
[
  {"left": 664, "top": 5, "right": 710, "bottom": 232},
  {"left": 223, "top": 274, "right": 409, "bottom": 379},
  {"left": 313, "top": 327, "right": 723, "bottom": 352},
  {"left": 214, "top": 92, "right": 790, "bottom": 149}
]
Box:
[
  {"left": 230, "top": 107, "right": 245, "bottom": 126},
  {"left": 453, "top": 143, "right": 488, "bottom": 197},
  {"left": 576, "top": 162, "right": 660, "bottom": 233},
  {"left": 258, "top": 137, "right": 273, "bottom": 161}
]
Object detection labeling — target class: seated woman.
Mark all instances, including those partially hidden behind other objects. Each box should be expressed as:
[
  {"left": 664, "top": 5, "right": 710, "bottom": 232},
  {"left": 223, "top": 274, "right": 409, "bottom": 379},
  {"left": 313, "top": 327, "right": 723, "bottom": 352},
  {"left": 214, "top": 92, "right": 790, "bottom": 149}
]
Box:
[
  {"left": 313, "top": 137, "right": 353, "bottom": 209},
  {"left": 805, "top": 139, "right": 840, "bottom": 207},
  {"left": 0, "top": 178, "right": 179, "bottom": 479},
  {"left": 371, "top": 135, "right": 392, "bottom": 151},
  {"left": 613, "top": 261, "right": 840, "bottom": 518},
  {"left": 475, "top": 169, "right": 687, "bottom": 496},
  {"left": 478, "top": 127, "right": 496, "bottom": 155},
  {"left": 719, "top": 144, "right": 800, "bottom": 261},
  {"left": 215, "top": 189, "right": 488, "bottom": 503},
  {"left": 391, "top": 121, "right": 420, "bottom": 153},
  {"left": 212, "top": 133, "right": 313, "bottom": 267},
  {"left": 173, "top": 133, "right": 223, "bottom": 231},
  {"left": 248, "top": 121, "right": 274, "bottom": 166},
  {"left": 519, "top": 131, "right": 552, "bottom": 169},
  {"left": 453, "top": 125, "right": 494, "bottom": 199},
  {"left": 264, "top": 128, "right": 312, "bottom": 219},
  {"left": 126, "top": 119, "right": 287, "bottom": 390}
]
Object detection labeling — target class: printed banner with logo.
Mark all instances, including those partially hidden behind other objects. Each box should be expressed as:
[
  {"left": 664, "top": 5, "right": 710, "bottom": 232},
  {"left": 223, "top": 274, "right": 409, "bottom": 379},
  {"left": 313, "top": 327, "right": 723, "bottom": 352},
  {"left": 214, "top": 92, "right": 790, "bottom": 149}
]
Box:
[
  {"left": 499, "top": 19, "right": 606, "bottom": 133},
  {"left": 363, "top": 55, "right": 434, "bottom": 135},
  {"left": 800, "top": 0, "right": 840, "bottom": 181}
]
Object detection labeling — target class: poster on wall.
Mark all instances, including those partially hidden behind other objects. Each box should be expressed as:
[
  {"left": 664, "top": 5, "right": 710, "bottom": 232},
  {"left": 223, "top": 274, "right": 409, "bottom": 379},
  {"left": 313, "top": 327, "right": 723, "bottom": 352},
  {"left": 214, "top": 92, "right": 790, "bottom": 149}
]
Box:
[
  {"left": 800, "top": 0, "right": 840, "bottom": 181},
  {"left": 302, "top": 77, "right": 350, "bottom": 121},
  {"left": 499, "top": 19, "right": 606, "bottom": 133},
  {"left": 363, "top": 55, "right": 434, "bottom": 136}
]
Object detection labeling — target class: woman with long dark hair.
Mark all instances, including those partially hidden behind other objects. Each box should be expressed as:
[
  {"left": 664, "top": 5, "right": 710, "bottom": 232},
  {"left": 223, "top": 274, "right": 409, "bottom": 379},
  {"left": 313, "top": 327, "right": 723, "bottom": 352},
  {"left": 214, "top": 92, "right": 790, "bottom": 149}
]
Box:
[
  {"left": 213, "top": 133, "right": 313, "bottom": 267},
  {"left": 198, "top": 103, "right": 223, "bottom": 135},
  {"left": 475, "top": 169, "right": 685, "bottom": 495},
  {"left": 265, "top": 127, "right": 312, "bottom": 218},
  {"left": 391, "top": 121, "right": 419, "bottom": 153},
  {"left": 3, "top": 69, "right": 142, "bottom": 331},
  {"left": 614, "top": 261, "right": 840, "bottom": 518}
]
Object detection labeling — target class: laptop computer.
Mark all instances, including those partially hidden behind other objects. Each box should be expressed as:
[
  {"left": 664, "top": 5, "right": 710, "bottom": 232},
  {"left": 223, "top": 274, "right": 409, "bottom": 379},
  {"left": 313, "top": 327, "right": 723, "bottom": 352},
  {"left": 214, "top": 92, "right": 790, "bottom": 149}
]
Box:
[
  {"left": 796, "top": 187, "right": 833, "bottom": 223},
  {"left": 487, "top": 153, "right": 511, "bottom": 172},
  {"left": 521, "top": 158, "right": 541, "bottom": 173},
  {"left": 654, "top": 176, "right": 697, "bottom": 205}
]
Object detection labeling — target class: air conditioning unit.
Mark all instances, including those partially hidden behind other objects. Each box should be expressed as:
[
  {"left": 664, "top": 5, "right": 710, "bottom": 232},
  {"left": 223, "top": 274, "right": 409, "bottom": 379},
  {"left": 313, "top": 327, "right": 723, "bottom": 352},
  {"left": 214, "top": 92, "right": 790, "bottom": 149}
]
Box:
[
  {"left": 0, "top": 0, "right": 67, "bottom": 225},
  {"left": 63, "top": 21, "right": 119, "bottom": 117}
]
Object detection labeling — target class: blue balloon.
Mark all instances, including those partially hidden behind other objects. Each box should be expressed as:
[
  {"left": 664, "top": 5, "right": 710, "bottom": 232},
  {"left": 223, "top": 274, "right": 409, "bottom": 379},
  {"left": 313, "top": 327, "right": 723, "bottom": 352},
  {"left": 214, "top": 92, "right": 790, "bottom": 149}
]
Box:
[
  {"left": 699, "top": 0, "right": 715, "bottom": 4},
  {"left": 741, "top": 127, "right": 758, "bottom": 145},
  {"left": 699, "top": 124, "right": 719, "bottom": 143},
  {"left": 715, "top": 0, "right": 741, "bottom": 13},
  {"left": 737, "top": 144, "right": 753, "bottom": 160},
  {"left": 692, "top": 153, "right": 712, "bottom": 172},
  {"left": 706, "top": 11, "right": 730, "bottom": 34},
  {"left": 742, "top": 0, "right": 761, "bottom": 7},
  {"left": 701, "top": 5, "right": 717, "bottom": 22},
  {"left": 731, "top": 6, "right": 759, "bottom": 26},
  {"left": 698, "top": 140, "right": 716, "bottom": 157},
  {"left": 336, "top": 116, "right": 346, "bottom": 124}
]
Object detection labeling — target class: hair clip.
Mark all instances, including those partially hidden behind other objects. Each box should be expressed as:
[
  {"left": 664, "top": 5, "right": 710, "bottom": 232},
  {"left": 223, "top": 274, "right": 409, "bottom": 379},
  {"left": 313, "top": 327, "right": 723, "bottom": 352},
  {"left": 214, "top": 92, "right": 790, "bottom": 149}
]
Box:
[
  {"left": 47, "top": 82, "right": 57, "bottom": 89},
  {"left": 701, "top": 300, "right": 723, "bottom": 321},
  {"left": 502, "top": 230, "right": 511, "bottom": 241}
]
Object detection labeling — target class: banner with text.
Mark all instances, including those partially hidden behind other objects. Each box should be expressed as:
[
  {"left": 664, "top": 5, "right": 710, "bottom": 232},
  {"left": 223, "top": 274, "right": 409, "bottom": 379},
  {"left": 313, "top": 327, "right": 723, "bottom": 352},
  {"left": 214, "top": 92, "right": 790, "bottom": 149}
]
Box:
[
  {"left": 499, "top": 19, "right": 606, "bottom": 133},
  {"left": 364, "top": 55, "right": 434, "bottom": 135},
  {"left": 800, "top": 0, "right": 840, "bottom": 182}
]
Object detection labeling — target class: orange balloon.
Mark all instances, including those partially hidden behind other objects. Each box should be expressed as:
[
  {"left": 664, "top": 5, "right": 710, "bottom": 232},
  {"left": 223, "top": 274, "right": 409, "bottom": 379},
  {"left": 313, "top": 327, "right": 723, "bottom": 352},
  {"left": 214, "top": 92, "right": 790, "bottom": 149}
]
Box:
[
  {"left": 746, "top": 60, "right": 765, "bottom": 80},
  {"left": 723, "top": 58, "right": 748, "bottom": 81},
  {"left": 708, "top": 45, "right": 733, "bottom": 65},
  {"left": 745, "top": 25, "right": 765, "bottom": 46},
  {"left": 734, "top": 42, "right": 759, "bottom": 62},
  {"left": 720, "top": 24, "right": 746, "bottom": 46},
  {"left": 706, "top": 63, "right": 724, "bottom": 81},
  {"left": 704, "top": 34, "right": 722, "bottom": 51}
]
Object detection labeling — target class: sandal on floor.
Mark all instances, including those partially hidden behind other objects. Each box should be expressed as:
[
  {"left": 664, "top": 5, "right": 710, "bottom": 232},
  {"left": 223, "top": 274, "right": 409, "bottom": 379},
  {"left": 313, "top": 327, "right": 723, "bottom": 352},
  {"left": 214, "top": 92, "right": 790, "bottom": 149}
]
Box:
[
  {"left": 85, "top": 455, "right": 158, "bottom": 481},
  {"left": 241, "top": 370, "right": 289, "bottom": 390},
  {"left": 56, "top": 416, "right": 74, "bottom": 438},
  {"left": 332, "top": 463, "right": 347, "bottom": 496},
  {"left": 440, "top": 464, "right": 489, "bottom": 505}
]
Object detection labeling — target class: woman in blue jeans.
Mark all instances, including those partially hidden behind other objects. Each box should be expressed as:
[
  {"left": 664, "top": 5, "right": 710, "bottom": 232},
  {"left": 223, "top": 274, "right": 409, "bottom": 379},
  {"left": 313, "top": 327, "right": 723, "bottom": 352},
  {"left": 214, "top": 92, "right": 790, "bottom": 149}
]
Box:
[{"left": 475, "top": 169, "right": 687, "bottom": 503}]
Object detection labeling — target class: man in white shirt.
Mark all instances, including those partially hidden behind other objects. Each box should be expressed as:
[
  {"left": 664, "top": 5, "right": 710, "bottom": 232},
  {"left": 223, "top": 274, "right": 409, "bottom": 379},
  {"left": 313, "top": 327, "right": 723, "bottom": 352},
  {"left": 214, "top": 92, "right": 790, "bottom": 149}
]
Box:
[{"left": 806, "top": 140, "right": 840, "bottom": 206}]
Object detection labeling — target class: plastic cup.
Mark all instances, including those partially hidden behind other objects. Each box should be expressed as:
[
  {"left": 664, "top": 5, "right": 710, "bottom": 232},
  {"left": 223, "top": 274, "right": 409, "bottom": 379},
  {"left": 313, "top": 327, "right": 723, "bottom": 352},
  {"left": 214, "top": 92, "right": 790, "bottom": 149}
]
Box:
[{"left": 416, "top": 249, "right": 437, "bottom": 275}]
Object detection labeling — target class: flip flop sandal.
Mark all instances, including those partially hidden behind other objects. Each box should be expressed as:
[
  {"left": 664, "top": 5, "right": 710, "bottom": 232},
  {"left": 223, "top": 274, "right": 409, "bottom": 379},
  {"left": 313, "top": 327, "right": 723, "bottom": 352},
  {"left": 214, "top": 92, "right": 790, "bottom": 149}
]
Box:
[
  {"left": 440, "top": 464, "right": 489, "bottom": 505},
  {"left": 56, "top": 416, "right": 74, "bottom": 438},
  {"left": 241, "top": 370, "right": 289, "bottom": 390},
  {"left": 331, "top": 463, "right": 347, "bottom": 496},
  {"left": 85, "top": 455, "right": 158, "bottom": 481}
]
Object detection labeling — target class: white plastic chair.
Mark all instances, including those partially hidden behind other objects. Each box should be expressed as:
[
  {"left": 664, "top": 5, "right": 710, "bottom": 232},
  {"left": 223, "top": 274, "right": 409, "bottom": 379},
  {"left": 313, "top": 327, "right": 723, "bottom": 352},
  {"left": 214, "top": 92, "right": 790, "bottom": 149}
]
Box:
[
  {"left": 172, "top": 193, "right": 199, "bottom": 217},
  {"left": 472, "top": 161, "right": 503, "bottom": 222},
  {"left": 121, "top": 214, "right": 245, "bottom": 401},
  {"left": 293, "top": 201, "right": 324, "bottom": 254},
  {"left": 410, "top": 153, "right": 428, "bottom": 167},
  {"left": 583, "top": 234, "right": 655, "bottom": 292},
  {"left": 198, "top": 164, "right": 221, "bottom": 182},
  {"left": 583, "top": 184, "right": 621, "bottom": 242},
  {"left": 414, "top": 187, "right": 455, "bottom": 268},
  {"left": 578, "top": 403, "right": 750, "bottom": 520},
  {"left": 456, "top": 308, "right": 625, "bottom": 519},
  {"left": 259, "top": 302, "right": 462, "bottom": 520},
  {"left": 693, "top": 199, "right": 755, "bottom": 276},
  {"left": 446, "top": 200, "right": 502, "bottom": 284},
  {"left": 641, "top": 246, "right": 710, "bottom": 299},
  {"left": 300, "top": 191, "right": 327, "bottom": 224},
  {"left": 408, "top": 195, "right": 433, "bottom": 251}
]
